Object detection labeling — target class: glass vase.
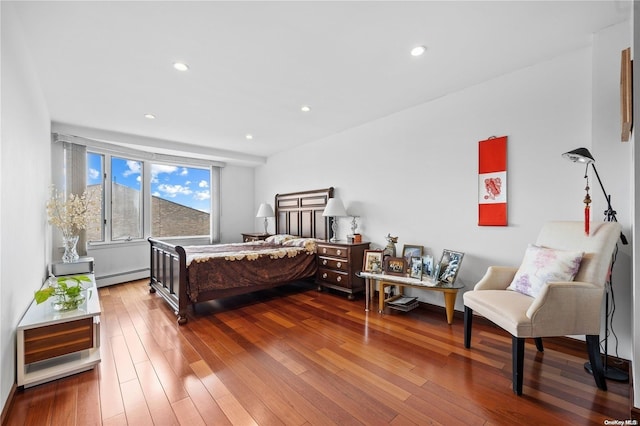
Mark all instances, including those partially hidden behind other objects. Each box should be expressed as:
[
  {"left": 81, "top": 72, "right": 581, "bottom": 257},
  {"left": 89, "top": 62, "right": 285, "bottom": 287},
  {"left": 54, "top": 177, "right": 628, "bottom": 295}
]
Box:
[
  {"left": 51, "top": 290, "right": 86, "bottom": 311},
  {"left": 62, "top": 235, "right": 79, "bottom": 263}
]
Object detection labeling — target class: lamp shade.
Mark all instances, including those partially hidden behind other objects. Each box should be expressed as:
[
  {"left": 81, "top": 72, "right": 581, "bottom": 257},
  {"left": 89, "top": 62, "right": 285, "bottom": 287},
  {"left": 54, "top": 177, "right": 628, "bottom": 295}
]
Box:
[
  {"left": 256, "top": 203, "right": 274, "bottom": 218},
  {"left": 562, "top": 147, "right": 595, "bottom": 164},
  {"left": 322, "top": 198, "right": 347, "bottom": 217}
]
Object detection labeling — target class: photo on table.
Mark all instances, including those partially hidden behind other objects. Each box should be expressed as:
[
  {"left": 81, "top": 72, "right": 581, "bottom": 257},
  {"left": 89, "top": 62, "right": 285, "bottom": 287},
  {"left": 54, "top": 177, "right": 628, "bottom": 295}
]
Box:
[
  {"left": 436, "top": 249, "right": 464, "bottom": 284},
  {"left": 402, "top": 245, "right": 423, "bottom": 271},
  {"left": 384, "top": 256, "right": 406, "bottom": 276},
  {"left": 422, "top": 255, "right": 434, "bottom": 277},
  {"left": 362, "top": 249, "right": 384, "bottom": 273},
  {"left": 409, "top": 257, "right": 423, "bottom": 279}
]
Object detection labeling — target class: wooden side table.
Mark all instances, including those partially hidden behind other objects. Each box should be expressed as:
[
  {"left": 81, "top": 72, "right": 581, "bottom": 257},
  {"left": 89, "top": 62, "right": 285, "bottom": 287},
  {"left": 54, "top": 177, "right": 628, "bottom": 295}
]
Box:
[
  {"left": 359, "top": 271, "right": 463, "bottom": 324},
  {"left": 17, "top": 274, "right": 101, "bottom": 388}
]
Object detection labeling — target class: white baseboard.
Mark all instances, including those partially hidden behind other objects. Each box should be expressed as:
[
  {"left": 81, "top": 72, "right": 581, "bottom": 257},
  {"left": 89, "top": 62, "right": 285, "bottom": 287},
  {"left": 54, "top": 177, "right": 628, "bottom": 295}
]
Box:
[{"left": 95, "top": 269, "right": 149, "bottom": 287}]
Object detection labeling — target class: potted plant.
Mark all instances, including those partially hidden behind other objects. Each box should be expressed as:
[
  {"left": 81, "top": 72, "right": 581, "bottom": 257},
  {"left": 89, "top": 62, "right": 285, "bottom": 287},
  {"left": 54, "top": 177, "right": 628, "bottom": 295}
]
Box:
[{"left": 35, "top": 275, "right": 91, "bottom": 311}]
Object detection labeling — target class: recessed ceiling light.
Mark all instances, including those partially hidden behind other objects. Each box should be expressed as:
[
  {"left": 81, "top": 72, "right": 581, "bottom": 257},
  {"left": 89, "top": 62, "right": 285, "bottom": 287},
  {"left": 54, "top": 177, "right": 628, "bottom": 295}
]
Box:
[
  {"left": 173, "top": 62, "right": 189, "bottom": 71},
  {"left": 301, "top": 105, "right": 311, "bottom": 112},
  {"left": 144, "top": 113, "right": 156, "bottom": 119},
  {"left": 410, "top": 45, "right": 426, "bottom": 57},
  {"left": 245, "top": 134, "right": 254, "bottom": 140}
]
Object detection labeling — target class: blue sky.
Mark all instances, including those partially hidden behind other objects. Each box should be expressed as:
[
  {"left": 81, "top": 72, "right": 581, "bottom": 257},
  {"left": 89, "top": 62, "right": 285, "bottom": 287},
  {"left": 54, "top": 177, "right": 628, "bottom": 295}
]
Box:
[{"left": 87, "top": 153, "right": 211, "bottom": 213}]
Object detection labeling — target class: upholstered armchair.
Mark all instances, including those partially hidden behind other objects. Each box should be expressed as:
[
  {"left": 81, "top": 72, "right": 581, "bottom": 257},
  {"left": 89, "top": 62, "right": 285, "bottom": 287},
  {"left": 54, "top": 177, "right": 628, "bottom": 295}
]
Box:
[{"left": 463, "top": 221, "right": 622, "bottom": 395}]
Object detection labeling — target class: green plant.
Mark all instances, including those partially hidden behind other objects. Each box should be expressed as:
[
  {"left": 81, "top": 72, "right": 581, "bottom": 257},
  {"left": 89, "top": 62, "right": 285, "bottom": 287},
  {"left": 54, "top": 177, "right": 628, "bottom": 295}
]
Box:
[{"left": 35, "top": 275, "right": 91, "bottom": 310}]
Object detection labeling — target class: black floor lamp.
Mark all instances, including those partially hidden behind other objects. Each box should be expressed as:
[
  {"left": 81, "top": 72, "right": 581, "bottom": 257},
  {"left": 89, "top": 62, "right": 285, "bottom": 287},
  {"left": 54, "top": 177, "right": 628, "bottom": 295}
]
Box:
[{"left": 562, "top": 147, "right": 628, "bottom": 382}]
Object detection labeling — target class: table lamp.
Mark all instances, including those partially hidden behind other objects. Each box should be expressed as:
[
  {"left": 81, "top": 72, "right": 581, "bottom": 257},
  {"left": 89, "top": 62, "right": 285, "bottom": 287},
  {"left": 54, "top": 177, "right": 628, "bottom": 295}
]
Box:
[
  {"left": 322, "top": 198, "right": 347, "bottom": 242},
  {"left": 256, "top": 203, "right": 274, "bottom": 234}
]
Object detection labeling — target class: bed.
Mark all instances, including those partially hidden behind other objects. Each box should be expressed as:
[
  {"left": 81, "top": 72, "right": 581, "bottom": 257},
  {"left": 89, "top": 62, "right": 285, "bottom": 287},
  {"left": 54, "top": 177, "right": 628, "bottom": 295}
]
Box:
[{"left": 148, "top": 187, "right": 334, "bottom": 324}]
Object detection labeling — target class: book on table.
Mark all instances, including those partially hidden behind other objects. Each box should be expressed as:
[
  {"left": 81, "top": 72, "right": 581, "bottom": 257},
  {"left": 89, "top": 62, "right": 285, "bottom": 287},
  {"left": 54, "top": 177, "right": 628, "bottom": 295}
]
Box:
[{"left": 388, "top": 296, "right": 419, "bottom": 312}]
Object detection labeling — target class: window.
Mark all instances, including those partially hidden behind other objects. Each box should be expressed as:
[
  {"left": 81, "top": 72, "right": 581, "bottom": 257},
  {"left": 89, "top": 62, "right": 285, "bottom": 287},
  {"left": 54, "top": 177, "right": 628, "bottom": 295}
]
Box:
[
  {"left": 111, "top": 157, "right": 143, "bottom": 241},
  {"left": 86, "top": 152, "right": 104, "bottom": 242},
  {"left": 84, "top": 145, "right": 217, "bottom": 244},
  {"left": 151, "top": 164, "right": 211, "bottom": 237}
]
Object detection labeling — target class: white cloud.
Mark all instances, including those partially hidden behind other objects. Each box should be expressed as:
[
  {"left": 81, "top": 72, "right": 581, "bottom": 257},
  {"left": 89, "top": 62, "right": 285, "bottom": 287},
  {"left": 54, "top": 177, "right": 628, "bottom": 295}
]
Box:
[
  {"left": 150, "top": 164, "right": 179, "bottom": 184},
  {"left": 198, "top": 180, "right": 209, "bottom": 188},
  {"left": 123, "top": 160, "right": 141, "bottom": 177},
  {"left": 88, "top": 168, "right": 100, "bottom": 180},
  {"left": 180, "top": 167, "right": 188, "bottom": 176},
  {"left": 194, "top": 190, "right": 210, "bottom": 201},
  {"left": 157, "top": 184, "right": 193, "bottom": 198}
]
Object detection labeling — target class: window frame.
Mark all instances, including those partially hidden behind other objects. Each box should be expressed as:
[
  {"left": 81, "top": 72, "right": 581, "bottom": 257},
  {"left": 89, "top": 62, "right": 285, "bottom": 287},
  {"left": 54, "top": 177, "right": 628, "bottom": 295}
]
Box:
[{"left": 79, "top": 140, "right": 221, "bottom": 246}]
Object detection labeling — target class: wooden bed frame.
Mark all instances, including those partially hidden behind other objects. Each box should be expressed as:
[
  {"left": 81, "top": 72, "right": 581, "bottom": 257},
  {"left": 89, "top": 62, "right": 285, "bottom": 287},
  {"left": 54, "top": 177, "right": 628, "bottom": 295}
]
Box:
[{"left": 148, "top": 187, "right": 334, "bottom": 324}]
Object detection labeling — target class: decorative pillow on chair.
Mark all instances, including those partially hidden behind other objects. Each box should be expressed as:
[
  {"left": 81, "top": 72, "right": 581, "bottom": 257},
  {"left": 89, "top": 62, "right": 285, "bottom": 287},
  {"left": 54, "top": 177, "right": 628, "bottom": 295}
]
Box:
[{"left": 507, "top": 245, "right": 584, "bottom": 298}]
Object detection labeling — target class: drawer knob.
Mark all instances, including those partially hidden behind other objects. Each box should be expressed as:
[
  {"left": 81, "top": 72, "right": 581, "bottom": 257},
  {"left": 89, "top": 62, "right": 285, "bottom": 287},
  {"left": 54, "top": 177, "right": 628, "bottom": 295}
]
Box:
[
  {"left": 336, "top": 276, "right": 342, "bottom": 282},
  {"left": 336, "top": 249, "right": 342, "bottom": 255},
  {"left": 336, "top": 262, "right": 342, "bottom": 268},
  {"left": 322, "top": 273, "right": 328, "bottom": 279},
  {"left": 322, "top": 259, "right": 328, "bottom": 266},
  {"left": 323, "top": 248, "right": 327, "bottom": 254}
]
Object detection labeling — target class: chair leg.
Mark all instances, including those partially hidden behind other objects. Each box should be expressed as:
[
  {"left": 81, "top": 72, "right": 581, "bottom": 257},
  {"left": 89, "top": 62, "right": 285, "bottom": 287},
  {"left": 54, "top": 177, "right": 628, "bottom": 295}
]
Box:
[
  {"left": 512, "top": 336, "right": 525, "bottom": 395},
  {"left": 464, "top": 306, "right": 473, "bottom": 348},
  {"left": 586, "top": 334, "right": 607, "bottom": 391},
  {"left": 534, "top": 337, "right": 544, "bottom": 352}
]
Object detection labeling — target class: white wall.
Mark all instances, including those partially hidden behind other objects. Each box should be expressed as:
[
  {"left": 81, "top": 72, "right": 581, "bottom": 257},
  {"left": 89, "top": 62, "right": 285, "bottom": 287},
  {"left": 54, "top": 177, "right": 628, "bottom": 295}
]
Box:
[
  {"left": 1, "top": 3, "right": 52, "bottom": 411},
  {"left": 256, "top": 28, "right": 634, "bottom": 359},
  {"left": 632, "top": 0, "right": 640, "bottom": 410},
  {"left": 220, "top": 164, "right": 255, "bottom": 243}
]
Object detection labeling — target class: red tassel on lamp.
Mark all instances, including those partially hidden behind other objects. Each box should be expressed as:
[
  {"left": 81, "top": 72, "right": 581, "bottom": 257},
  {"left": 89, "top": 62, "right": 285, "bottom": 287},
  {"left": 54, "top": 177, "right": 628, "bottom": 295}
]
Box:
[{"left": 584, "top": 180, "right": 591, "bottom": 236}]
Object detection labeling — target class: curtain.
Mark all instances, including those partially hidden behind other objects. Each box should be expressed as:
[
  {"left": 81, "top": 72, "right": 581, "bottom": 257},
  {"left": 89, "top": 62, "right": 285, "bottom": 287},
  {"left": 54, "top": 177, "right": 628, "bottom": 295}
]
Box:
[{"left": 56, "top": 136, "right": 88, "bottom": 255}]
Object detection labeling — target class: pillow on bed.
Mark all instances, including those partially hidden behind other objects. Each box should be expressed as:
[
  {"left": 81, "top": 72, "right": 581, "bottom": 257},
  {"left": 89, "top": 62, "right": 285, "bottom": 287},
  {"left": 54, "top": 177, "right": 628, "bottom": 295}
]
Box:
[
  {"left": 506, "top": 244, "right": 583, "bottom": 298},
  {"left": 265, "top": 234, "right": 296, "bottom": 245},
  {"left": 282, "top": 237, "right": 317, "bottom": 251}
]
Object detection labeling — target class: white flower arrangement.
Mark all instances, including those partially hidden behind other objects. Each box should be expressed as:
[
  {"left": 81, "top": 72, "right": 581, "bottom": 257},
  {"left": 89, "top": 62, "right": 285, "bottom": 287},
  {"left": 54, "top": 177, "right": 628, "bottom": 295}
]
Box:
[{"left": 46, "top": 186, "right": 100, "bottom": 238}]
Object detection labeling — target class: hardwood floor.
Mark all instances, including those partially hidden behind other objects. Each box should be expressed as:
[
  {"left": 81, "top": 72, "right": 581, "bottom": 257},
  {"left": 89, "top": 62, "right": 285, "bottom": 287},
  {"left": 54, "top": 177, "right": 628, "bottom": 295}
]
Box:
[{"left": 5, "top": 279, "right": 630, "bottom": 425}]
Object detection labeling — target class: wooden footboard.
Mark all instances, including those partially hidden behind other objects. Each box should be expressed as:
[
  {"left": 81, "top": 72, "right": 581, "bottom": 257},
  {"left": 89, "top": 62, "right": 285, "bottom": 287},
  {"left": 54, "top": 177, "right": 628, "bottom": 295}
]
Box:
[
  {"left": 149, "top": 187, "right": 333, "bottom": 325},
  {"left": 148, "top": 238, "right": 189, "bottom": 325},
  {"left": 149, "top": 237, "right": 318, "bottom": 325}
]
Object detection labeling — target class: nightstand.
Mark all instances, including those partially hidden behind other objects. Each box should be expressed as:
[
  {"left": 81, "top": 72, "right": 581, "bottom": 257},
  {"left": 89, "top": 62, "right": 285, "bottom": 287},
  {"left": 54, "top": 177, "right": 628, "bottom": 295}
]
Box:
[
  {"left": 241, "top": 233, "right": 271, "bottom": 242},
  {"left": 316, "top": 241, "right": 370, "bottom": 299}
]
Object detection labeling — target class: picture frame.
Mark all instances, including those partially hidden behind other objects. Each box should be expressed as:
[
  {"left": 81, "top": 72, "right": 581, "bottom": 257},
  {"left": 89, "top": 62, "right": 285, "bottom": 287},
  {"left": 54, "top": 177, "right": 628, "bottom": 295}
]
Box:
[
  {"left": 409, "top": 257, "right": 423, "bottom": 279},
  {"left": 402, "top": 245, "right": 423, "bottom": 271},
  {"left": 384, "top": 256, "right": 406, "bottom": 276},
  {"left": 436, "top": 249, "right": 464, "bottom": 285},
  {"left": 362, "top": 249, "right": 384, "bottom": 273},
  {"left": 621, "top": 47, "right": 633, "bottom": 142},
  {"left": 422, "top": 255, "right": 434, "bottom": 277}
]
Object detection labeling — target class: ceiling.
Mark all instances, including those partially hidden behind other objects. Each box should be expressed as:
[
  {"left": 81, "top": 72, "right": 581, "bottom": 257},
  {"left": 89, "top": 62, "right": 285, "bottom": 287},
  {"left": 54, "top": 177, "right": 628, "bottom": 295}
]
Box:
[{"left": 7, "top": 1, "right": 631, "bottom": 166}]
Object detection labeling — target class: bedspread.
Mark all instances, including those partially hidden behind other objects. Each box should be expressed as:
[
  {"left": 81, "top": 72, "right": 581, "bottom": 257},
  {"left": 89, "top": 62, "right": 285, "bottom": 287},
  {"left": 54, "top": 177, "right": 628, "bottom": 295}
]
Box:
[{"left": 182, "top": 241, "right": 317, "bottom": 302}]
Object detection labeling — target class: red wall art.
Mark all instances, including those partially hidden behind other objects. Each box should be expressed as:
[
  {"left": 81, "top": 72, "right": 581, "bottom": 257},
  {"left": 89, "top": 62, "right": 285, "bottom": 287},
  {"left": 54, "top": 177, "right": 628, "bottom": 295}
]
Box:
[{"left": 478, "top": 136, "right": 507, "bottom": 226}]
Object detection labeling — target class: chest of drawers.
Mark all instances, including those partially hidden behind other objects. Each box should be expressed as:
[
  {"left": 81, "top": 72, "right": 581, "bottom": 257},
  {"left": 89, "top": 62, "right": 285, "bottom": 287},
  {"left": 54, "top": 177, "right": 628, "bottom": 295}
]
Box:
[{"left": 316, "top": 241, "right": 370, "bottom": 300}]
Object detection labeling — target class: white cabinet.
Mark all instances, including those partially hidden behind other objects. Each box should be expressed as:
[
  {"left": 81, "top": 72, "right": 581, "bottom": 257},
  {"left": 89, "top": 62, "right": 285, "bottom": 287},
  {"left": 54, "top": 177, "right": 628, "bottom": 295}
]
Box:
[{"left": 17, "top": 274, "right": 101, "bottom": 388}]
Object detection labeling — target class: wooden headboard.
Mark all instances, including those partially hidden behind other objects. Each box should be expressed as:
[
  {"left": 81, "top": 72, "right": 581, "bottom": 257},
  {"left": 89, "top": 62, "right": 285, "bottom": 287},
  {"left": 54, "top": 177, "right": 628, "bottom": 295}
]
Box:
[{"left": 275, "top": 187, "right": 334, "bottom": 240}]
